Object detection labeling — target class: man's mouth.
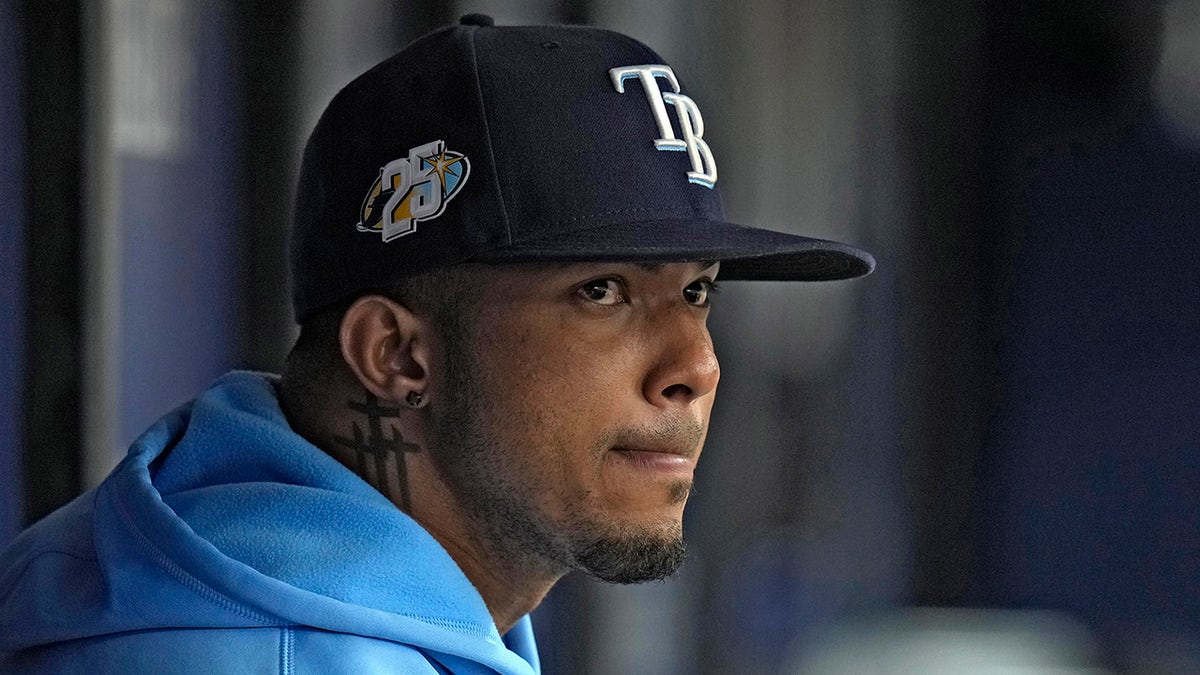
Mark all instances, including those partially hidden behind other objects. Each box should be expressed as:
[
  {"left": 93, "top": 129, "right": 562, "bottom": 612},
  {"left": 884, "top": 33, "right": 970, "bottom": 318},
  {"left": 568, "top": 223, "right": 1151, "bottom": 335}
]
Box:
[
  {"left": 604, "top": 416, "right": 705, "bottom": 476},
  {"left": 610, "top": 447, "right": 696, "bottom": 474}
]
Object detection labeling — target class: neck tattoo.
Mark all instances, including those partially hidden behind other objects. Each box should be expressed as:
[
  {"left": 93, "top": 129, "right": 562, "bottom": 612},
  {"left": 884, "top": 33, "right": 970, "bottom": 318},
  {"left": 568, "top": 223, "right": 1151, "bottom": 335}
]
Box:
[{"left": 334, "top": 393, "right": 421, "bottom": 512}]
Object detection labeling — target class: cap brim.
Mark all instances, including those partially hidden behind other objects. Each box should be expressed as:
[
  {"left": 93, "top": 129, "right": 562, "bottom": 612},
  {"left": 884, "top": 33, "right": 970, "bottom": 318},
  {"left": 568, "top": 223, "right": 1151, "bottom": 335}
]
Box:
[{"left": 472, "top": 218, "right": 875, "bottom": 281}]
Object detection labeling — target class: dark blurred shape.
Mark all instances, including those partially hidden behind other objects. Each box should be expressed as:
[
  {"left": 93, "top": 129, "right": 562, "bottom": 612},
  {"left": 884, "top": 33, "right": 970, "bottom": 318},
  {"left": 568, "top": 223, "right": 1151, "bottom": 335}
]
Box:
[
  {"left": 897, "top": 0, "right": 991, "bottom": 608},
  {"left": 984, "top": 0, "right": 1164, "bottom": 145},
  {"left": 1, "top": 0, "right": 27, "bottom": 544},
  {"left": 234, "top": 1, "right": 303, "bottom": 373},
  {"left": 986, "top": 1, "right": 1161, "bottom": 102},
  {"left": 20, "top": 0, "right": 83, "bottom": 525}
]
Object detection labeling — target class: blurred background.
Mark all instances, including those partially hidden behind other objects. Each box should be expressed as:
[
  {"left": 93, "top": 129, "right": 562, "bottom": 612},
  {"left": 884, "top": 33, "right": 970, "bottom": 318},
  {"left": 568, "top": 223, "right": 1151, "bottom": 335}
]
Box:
[{"left": 3, "top": 1, "right": 1199, "bottom": 673}]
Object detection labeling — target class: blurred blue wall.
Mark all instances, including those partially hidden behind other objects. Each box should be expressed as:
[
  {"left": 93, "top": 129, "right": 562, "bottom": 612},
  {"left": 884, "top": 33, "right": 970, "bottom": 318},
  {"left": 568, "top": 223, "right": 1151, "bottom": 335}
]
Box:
[
  {"left": 965, "top": 7, "right": 1200, "bottom": 658},
  {"left": 975, "top": 109, "right": 1200, "bottom": 644}
]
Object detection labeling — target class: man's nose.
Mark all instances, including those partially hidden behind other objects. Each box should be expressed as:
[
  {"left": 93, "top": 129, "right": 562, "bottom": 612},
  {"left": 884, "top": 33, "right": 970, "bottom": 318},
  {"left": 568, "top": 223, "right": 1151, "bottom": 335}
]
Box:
[{"left": 642, "top": 308, "right": 720, "bottom": 408}]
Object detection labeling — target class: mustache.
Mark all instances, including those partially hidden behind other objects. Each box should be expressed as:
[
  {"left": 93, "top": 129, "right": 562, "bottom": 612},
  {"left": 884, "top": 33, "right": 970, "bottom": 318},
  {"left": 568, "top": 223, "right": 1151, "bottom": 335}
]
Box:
[{"left": 601, "top": 416, "right": 707, "bottom": 458}]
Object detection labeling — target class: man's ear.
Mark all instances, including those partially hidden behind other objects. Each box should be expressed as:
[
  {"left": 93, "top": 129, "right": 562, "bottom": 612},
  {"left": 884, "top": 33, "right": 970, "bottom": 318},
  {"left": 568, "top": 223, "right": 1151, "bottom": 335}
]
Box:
[{"left": 339, "top": 295, "right": 432, "bottom": 404}]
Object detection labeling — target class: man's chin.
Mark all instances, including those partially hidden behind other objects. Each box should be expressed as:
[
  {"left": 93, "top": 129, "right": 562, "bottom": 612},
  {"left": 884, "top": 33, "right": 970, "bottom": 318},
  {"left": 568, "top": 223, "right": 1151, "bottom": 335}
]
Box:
[{"left": 569, "top": 528, "right": 687, "bottom": 584}]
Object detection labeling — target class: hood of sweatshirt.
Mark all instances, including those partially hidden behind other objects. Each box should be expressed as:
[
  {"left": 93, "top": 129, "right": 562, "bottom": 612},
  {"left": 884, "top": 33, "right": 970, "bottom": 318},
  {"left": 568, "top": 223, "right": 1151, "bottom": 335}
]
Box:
[{"left": 0, "top": 371, "right": 538, "bottom": 673}]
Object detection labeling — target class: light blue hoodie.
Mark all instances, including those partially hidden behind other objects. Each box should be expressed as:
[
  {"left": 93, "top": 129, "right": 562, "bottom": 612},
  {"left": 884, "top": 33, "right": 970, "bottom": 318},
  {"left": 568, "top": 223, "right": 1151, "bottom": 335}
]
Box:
[{"left": 0, "top": 372, "right": 540, "bottom": 673}]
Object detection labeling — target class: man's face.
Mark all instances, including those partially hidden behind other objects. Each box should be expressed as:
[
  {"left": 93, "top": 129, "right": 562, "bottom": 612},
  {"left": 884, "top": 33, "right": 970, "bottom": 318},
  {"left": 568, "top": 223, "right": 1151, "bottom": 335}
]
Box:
[{"left": 429, "top": 261, "right": 720, "bottom": 583}]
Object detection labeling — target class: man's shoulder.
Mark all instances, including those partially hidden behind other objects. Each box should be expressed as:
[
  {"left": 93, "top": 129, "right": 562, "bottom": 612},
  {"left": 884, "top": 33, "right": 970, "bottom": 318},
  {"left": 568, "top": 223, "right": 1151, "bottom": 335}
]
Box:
[{"left": 0, "top": 489, "right": 101, "bottom": 614}]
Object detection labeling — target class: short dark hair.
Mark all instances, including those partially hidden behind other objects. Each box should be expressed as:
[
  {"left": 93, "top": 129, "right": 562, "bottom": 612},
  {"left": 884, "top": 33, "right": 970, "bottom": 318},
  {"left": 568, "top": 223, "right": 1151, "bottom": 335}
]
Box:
[{"left": 282, "top": 265, "right": 483, "bottom": 399}]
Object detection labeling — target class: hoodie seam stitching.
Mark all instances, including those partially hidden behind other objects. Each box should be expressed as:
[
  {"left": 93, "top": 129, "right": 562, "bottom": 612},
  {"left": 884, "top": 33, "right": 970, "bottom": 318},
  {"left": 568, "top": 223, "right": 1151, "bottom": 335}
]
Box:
[
  {"left": 128, "top": 517, "right": 276, "bottom": 626},
  {"left": 403, "top": 614, "right": 496, "bottom": 638},
  {"left": 279, "top": 626, "right": 294, "bottom": 674},
  {"left": 111, "top": 485, "right": 278, "bottom": 627}
]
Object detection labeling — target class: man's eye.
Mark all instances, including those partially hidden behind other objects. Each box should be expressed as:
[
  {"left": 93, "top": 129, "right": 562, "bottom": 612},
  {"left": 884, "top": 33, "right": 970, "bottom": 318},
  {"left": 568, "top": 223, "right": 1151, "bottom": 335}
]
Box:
[
  {"left": 683, "top": 279, "right": 718, "bottom": 307},
  {"left": 577, "top": 279, "right": 625, "bottom": 306}
]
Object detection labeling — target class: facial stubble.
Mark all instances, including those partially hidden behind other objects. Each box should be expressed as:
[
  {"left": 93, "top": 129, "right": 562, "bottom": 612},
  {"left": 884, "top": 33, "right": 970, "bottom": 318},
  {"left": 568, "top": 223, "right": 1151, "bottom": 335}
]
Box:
[{"left": 429, "top": 321, "right": 693, "bottom": 584}]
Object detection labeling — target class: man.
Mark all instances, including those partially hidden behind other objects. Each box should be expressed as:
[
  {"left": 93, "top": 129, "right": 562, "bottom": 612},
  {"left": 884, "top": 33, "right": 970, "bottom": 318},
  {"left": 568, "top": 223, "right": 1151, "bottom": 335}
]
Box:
[{"left": 0, "top": 15, "right": 872, "bottom": 673}]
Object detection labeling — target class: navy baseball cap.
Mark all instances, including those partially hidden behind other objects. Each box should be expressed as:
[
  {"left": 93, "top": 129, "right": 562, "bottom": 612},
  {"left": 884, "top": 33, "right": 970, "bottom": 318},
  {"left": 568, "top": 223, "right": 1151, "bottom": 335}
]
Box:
[{"left": 291, "top": 14, "right": 874, "bottom": 321}]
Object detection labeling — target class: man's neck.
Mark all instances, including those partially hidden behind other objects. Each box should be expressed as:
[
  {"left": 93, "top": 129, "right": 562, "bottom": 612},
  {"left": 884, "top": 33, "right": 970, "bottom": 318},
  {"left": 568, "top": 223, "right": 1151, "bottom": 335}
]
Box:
[
  {"left": 401, "top": 455, "right": 563, "bottom": 635},
  {"left": 281, "top": 383, "right": 564, "bottom": 634}
]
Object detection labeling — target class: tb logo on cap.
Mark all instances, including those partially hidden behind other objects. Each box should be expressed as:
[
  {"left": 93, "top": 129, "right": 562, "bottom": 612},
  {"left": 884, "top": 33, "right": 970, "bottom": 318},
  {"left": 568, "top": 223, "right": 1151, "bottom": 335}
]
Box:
[{"left": 610, "top": 64, "right": 717, "bottom": 188}]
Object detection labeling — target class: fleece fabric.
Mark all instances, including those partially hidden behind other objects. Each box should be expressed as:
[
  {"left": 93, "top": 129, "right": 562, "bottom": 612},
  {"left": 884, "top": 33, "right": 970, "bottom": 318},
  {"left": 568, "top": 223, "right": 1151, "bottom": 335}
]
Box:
[{"left": 0, "top": 371, "right": 540, "bottom": 674}]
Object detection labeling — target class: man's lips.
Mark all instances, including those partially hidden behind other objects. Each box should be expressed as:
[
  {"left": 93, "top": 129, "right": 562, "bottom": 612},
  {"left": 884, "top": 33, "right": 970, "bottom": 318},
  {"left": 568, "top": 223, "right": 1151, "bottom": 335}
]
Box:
[{"left": 610, "top": 447, "right": 697, "bottom": 474}]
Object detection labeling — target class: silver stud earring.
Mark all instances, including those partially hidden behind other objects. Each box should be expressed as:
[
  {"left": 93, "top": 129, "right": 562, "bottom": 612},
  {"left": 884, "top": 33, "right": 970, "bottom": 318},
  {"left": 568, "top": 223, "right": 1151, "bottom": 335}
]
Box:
[{"left": 405, "top": 390, "right": 426, "bottom": 408}]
